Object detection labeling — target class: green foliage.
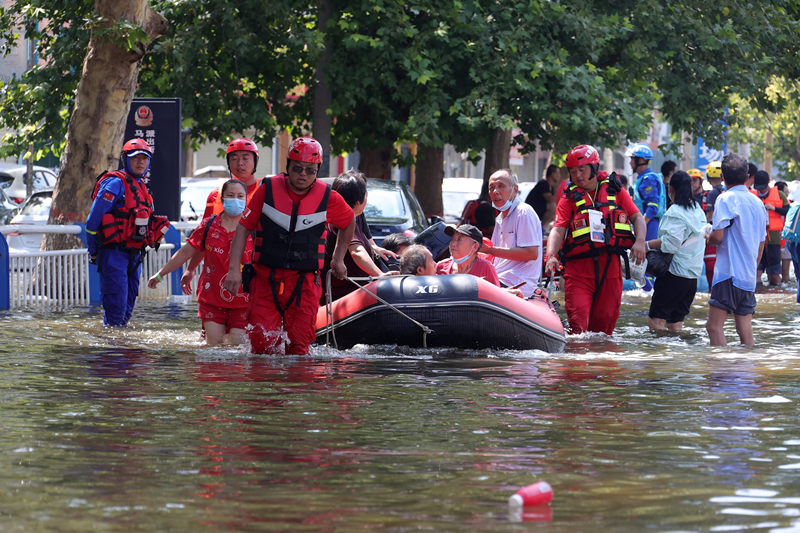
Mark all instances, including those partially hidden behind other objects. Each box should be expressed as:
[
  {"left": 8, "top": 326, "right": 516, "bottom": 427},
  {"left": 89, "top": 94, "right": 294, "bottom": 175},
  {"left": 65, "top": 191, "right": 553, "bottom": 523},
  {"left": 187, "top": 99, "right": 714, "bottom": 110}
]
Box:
[
  {"left": 729, "top": 78, "right": 800, "bottom": 179},
  {"left": 0, "top": 0, "right": 93, "bottom": 159},
  {"left": 0, "top": 0, "right": 799, "bottom": 167},
  {"left": 140, "top": 0, "right": 319, "bottom": 149}
]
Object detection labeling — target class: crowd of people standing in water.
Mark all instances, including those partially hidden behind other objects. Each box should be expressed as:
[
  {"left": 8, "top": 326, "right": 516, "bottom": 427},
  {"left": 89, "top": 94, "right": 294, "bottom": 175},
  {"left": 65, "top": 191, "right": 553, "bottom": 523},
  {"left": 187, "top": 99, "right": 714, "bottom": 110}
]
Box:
[{"left": 87, "top": 134, "right": 796, "bottom": 353}]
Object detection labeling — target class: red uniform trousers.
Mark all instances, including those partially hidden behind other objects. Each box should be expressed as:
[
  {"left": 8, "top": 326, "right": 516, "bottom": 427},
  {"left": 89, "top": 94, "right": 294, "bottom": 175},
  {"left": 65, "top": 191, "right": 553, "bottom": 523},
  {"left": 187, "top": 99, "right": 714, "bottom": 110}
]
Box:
[
  {"left": 247, "top": 267, "right": 322, "bottom": 355},
  {"left": 563, "top": 254, "right": 623, "bottom": 335}
]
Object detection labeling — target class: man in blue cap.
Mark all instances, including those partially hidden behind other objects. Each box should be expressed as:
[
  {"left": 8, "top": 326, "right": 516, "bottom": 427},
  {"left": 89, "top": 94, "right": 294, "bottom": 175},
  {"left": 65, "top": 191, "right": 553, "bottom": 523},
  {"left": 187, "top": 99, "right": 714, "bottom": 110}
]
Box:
[
  {"left": 629, "top": 143, "right": 665, "bottom": 242},
  {"left": 86, "top": 138, "right": 168, "bottom": 326}
]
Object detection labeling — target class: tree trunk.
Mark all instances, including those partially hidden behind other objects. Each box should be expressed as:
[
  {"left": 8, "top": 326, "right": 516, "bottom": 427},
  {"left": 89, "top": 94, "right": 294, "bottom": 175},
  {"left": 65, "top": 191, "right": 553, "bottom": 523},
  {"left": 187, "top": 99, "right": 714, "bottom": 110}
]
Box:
[
  {"left": 482, "top": 127, "right": 512, "bottom": 183},
  {"left": 414, "top": 144, "right": 444, "bottom": 218},
  {"left": 312, "top": 0, "right": 333, "bottom": 178},
  {"left": 479, "top": 128, "right": 512, "bottom": 201},
  {"left": 358, "top": 145, "right": 393, "bottom": 180},
  {"left": 45, "top": 0, "right": 167, "bottom": 251}
]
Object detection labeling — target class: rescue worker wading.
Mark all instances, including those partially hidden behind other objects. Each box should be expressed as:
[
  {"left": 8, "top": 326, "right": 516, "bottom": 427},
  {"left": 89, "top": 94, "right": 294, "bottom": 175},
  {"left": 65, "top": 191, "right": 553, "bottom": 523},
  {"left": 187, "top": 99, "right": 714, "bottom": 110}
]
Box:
[
  {"left": 85, "top": 138, "right": 170, "bottom": 326},
  {"left": 545, "top": 145, "right": 647, "bottom": 335},
  {"left": 224, "top": 137, "right": 355, "bottom": 355}
]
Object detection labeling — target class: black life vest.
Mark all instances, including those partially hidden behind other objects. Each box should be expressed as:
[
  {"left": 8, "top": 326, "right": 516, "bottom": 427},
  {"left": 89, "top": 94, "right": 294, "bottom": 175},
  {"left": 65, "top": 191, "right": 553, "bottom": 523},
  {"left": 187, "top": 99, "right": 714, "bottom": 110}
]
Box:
[
  {"left": 253, "top": 174, "right": 331, "bottom": 272},
  {"left": 91, "top": 170, "right": 156, "bottom": 250},
  {"left": 561, "top": 175, "right": 636, "bottom": 261}
]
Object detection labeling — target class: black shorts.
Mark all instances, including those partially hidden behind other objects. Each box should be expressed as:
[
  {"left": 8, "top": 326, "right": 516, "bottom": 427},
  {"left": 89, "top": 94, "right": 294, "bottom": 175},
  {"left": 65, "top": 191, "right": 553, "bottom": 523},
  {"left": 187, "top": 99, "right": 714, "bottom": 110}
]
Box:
[
  {"left": 709, "top": 277, "right": 757, "bottom": 316},
  {"left": 648, "top": 270, "right": 698, "bottom": 323},
  {"left": 758, "top": 243, "right": 781, "bottom": 275}
]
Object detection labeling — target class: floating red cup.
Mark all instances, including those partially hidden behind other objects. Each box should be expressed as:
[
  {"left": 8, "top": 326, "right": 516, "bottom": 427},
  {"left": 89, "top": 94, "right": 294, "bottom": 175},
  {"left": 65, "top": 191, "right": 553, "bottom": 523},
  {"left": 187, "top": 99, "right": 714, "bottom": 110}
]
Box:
[{"left": 508, "top": 481, "right": 553, "bottom": 508}]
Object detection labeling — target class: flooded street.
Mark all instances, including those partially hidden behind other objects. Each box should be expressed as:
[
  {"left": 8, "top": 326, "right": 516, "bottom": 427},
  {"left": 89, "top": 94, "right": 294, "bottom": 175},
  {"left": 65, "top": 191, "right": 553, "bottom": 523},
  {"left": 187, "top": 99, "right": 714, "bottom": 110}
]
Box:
[{"left": 1, "top": 289, "right": 800, "bottom": 531}]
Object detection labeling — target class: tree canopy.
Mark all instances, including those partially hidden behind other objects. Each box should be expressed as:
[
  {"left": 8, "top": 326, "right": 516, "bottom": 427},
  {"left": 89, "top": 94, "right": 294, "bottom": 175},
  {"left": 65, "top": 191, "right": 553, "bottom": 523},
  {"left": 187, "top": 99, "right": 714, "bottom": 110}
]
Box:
[{"left": 0, "top": 0, "right": 799, "bottom": 169}]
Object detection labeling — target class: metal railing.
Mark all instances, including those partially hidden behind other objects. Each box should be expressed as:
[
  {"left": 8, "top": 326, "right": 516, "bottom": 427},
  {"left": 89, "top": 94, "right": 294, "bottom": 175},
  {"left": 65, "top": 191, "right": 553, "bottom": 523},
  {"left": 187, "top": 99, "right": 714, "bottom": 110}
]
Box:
[{"left": 0, "top": 223, "right": 193, "bottom": 311}]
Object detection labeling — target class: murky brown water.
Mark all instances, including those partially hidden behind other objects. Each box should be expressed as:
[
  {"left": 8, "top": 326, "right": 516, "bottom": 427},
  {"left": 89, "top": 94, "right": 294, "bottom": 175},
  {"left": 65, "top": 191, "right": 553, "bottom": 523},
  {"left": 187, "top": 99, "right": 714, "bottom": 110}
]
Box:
[{"left": 1, "top": 287, "right": 799, "bottom": 531}]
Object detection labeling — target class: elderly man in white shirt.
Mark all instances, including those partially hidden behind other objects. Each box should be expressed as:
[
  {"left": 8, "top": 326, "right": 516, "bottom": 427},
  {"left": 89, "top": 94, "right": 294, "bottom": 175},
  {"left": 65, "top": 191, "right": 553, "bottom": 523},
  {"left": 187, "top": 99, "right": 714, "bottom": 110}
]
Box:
[{"left": 482, "top": 169, "right": 543, "bottom": 298}]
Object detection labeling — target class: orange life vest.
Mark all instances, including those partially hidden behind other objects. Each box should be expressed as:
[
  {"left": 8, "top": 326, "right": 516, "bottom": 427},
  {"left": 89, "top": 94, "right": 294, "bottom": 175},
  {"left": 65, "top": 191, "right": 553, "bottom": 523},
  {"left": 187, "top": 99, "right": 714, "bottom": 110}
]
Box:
[
  {"left": 751, "top": 186, "right": 784, "bottom": 232},
  {"left": 561, "top": 177, "right": 636, "bottom": 261},
  {"left": 253, "top": 174, "right": 331, "bottom": 272},
  {"left": 91, "top": 171, "right": 161, "bottom": 250}
]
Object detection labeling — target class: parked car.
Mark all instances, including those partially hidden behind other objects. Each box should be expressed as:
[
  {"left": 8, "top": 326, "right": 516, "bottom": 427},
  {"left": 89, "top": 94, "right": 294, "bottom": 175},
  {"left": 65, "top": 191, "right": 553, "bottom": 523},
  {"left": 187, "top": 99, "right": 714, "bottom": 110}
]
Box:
[
  {"left": 363, "top": 178, "right": 429, "bottom": 243},
  {"left": 180, "top": 178, "right": 226, "bottom": 221},
  {"left": 319, "top": 177, "right": 430, "bottom": 244},
  {"left": 0, "top": 165, "right": 58, "bottom": 204},
  {"left": 442, "top": 177, "right": 483, "bottom": 224},
  {"left": 0, "top": 187, "right": 20, "bottom": 224},
  {"left": 5, "top": 188, "right": 53, "bottom": 253}
]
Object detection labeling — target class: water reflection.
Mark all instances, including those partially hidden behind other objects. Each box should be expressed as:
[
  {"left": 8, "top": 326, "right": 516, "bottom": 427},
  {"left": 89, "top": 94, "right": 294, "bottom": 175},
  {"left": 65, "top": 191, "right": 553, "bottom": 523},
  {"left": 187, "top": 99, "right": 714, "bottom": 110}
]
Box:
[{"left": 1, "top": 292, "right": 800, "bottom": 530}]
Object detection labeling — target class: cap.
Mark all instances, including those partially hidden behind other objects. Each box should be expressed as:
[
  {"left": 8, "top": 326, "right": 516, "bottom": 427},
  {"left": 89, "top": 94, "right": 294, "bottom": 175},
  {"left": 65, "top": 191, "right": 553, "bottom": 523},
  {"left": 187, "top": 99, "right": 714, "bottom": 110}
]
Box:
[
  {"left": 753, "top": 170, "right": 770, "bottom": 191},
  {"left": 444, "top": 223, "right": 483, "bottom": 245}
]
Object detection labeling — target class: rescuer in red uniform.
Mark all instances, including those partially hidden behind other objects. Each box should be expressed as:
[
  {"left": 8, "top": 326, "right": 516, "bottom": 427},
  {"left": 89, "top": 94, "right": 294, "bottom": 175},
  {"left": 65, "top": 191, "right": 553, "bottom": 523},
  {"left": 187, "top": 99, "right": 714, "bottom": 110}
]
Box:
[
  {"left": 544, "top": 145, "right": 647, "bottom": 334},
  {"left": 223, "top": 137, "right": 355, "bottom": 355}
]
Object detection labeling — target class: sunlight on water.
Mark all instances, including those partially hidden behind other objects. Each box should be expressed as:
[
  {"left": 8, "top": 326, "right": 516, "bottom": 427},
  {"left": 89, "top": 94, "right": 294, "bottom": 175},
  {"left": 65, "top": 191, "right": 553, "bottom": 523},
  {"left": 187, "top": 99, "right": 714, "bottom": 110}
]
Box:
[{"left": 1, "top": 288, "right": 800, "bottom": 531}]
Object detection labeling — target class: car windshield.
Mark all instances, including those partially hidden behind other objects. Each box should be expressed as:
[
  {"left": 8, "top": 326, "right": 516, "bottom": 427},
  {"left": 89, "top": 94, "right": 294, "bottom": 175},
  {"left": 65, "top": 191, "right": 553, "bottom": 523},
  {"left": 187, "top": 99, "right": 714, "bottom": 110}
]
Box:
[
  {"left": 442, "top": 191, "right": 477, "bottom": 218},
  {"left": 181, "top": 184, "right": 219, "bottom": 220},
  {"left": 364, "top": 188, "right": 407, "bottom": 221},
  {"left": 22, "top": 194, "right": 52, "bottom": 217}
]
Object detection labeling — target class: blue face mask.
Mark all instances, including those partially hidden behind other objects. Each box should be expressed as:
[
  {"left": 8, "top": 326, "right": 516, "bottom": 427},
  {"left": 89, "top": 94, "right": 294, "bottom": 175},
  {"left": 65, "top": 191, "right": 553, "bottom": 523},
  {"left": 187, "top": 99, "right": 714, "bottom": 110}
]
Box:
[
  {"left": 222, "top": 198, "right": 246, "bottom": 216},
  {"left": 496, "top": 195, "right": 519, "bottom": 212},
  {"left": 451, "top": 254, "right": 470, "bottom": 265}
]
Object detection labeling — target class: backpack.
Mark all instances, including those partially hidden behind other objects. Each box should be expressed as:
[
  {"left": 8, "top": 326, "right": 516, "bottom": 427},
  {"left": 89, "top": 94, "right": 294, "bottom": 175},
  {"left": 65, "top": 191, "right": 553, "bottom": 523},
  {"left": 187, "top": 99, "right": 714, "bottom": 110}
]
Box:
[{"left": 782, "top": 204, "right": 800, "bottom": 243}]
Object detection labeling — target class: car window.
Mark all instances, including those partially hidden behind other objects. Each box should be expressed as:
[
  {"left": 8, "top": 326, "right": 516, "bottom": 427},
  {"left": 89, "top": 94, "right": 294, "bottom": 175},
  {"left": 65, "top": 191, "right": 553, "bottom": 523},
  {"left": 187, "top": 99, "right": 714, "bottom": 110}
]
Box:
[
  {"left": 22, "top": 194, "right": 52, "bottom": 217},
  {"left": 180, "top": 184, "right": 219, "bottom": 220},
  {"left": 364, "top": 188, "right": 407, "bottom": 219},
  {"left": 32, "top": 171, "right": 54, "bottom": 189},
  {"left": 442, "top": 191, "right": 477, "bottom": 217},
  {"left": 402, "top": 185, "right": 428, "bottom": 228},
  {"left": 0, "top": 173, "right": 12, "bottom": 189}
]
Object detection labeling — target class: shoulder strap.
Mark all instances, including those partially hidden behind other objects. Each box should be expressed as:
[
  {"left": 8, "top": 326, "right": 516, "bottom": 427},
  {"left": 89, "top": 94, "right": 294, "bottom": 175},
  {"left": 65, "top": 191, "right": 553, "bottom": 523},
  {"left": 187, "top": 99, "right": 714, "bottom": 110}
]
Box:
[{"left": 202, "top": 214, "right": 218, "bottom": 249}]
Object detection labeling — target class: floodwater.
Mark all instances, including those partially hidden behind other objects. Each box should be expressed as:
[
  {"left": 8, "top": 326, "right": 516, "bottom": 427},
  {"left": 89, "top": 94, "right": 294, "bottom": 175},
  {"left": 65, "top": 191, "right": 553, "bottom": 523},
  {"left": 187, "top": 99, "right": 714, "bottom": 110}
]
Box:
[{"left": 1, "top": 287, "right": 800, "bottom": 532}]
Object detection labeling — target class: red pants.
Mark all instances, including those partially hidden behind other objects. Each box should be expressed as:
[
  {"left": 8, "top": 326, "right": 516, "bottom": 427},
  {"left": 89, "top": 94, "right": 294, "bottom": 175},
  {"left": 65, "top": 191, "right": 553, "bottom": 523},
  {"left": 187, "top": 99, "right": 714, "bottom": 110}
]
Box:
[
  {"left": 247, "top": 268, "right": 321, "bottom": 355},
  {"left": 563, "top": 255, "right": 623, "bottom": 335}
]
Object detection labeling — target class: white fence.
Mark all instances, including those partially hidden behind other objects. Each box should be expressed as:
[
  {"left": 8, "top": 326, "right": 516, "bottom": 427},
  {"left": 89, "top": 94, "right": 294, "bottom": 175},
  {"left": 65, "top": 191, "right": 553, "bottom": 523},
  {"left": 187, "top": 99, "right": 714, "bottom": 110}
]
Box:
[{"left": 1, "top": 223, "right": 195, "bottom": 310}]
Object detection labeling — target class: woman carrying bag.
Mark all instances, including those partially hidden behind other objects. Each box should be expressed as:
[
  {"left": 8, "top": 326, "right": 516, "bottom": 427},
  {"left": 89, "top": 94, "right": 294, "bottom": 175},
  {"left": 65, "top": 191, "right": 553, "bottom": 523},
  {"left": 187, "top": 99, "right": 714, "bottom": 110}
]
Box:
[{"left": 645, "top": 171, "right": 708, "bottom": 332}]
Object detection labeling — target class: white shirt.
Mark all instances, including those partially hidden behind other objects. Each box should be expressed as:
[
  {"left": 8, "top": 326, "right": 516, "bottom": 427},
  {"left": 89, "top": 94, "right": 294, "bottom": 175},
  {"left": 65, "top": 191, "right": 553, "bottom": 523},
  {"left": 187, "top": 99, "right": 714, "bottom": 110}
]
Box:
[{"left": 491, "top": 198, "right": 542, "bottom": 297}]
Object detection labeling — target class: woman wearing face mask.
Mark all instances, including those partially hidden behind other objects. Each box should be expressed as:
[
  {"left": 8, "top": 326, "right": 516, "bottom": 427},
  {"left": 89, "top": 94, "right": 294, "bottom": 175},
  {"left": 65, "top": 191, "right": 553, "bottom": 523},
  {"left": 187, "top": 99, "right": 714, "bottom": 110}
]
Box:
[{"left": 148, "top": 179, "right": 253, "bottom": 346}]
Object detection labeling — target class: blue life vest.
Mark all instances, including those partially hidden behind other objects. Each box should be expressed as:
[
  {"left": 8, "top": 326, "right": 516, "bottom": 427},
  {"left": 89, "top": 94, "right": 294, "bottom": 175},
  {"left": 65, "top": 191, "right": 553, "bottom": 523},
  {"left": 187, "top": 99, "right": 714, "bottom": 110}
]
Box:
[{"left": 633, "top": 169, "right": 666, "bottom": 219}]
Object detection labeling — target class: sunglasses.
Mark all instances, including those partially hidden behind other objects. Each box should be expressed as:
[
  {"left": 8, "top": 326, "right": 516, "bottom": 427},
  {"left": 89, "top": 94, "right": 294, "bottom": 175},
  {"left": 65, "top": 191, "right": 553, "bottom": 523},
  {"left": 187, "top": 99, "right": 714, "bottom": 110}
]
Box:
[{"left": 291, "top": 165, "right": 318, "bottom": 175}]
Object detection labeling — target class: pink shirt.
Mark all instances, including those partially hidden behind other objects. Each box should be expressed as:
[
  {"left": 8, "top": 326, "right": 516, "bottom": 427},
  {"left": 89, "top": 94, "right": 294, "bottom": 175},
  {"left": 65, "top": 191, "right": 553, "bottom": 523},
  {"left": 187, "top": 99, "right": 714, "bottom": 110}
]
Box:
[{"left": 436, "top": 256, "right": 500, "bottom": 286}]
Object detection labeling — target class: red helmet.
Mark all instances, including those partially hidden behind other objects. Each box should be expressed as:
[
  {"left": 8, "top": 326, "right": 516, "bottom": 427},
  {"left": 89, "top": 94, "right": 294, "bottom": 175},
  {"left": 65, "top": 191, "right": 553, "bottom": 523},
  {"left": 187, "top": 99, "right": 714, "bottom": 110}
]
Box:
[
  {"left": 565, "top": 145, "right": 599, "bottom": 168},
  {"left": 226, "top": 137, "right": 259, "bottom": 171},
  {"left": 288, "top": 137, "right": 323, "bottom": 164},
  {"left": 226, "top": 137, "right": 258, "bottom": 157},
  {"left": 122, "top": 138, "right": 152, "bottom": 156}
]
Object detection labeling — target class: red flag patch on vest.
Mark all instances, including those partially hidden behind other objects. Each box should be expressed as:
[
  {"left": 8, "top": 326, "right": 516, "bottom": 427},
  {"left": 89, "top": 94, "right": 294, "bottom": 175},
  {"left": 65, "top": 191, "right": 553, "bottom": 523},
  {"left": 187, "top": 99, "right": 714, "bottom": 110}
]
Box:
[{"left": 103, "top": 192, "right": 115, "bottom": 202}]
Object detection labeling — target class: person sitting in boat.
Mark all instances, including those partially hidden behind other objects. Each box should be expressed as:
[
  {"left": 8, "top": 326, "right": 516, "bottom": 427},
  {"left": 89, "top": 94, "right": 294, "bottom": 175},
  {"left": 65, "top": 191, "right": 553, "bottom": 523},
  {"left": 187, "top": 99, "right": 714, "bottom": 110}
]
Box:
[
  {"left": 322, "top": 169, "right": 394, "bottom": 302},
  {"left": 381, "top": 233, "right": 414, "bottom": 270},
  {"left": 544, "top": 144, "right": 647, "bottom": 335},
  {"left": 399, "top": 244, "right": 437, "bottom": 276},
  {"left": 436, "top": 223, "right": 500, "bottom": 285},
  {"left": 481, "top": 169, "right": 543, "bottom": 298}
]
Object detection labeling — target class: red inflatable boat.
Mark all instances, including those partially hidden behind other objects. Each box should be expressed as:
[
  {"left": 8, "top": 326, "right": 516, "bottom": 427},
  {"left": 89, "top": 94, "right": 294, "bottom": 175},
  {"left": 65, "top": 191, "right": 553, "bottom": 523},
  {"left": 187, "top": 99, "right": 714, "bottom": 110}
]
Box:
[{"left": 315, "top": 274, "right": 565, "bottom": 352}]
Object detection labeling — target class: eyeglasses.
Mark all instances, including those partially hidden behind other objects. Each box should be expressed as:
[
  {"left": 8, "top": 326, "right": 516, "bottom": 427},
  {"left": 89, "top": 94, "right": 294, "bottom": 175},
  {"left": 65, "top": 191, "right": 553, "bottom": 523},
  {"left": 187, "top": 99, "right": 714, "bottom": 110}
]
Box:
[{"left": 291, "top": 165, "right": 318, "bottom": 175}]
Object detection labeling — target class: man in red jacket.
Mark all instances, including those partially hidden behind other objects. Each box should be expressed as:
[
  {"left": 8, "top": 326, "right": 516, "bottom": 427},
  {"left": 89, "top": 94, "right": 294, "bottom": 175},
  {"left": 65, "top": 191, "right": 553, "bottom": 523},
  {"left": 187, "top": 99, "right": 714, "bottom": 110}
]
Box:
[{"left": 224, "top": 137, "right": 355, "bottom": 355}]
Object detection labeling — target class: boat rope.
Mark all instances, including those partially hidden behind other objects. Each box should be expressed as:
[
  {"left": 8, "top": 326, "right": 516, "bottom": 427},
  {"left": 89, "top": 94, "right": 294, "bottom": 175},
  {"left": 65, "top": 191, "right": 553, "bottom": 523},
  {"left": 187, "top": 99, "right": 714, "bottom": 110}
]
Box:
[{"left": 323, "top": 271, "right": 434, "bottom": 348}]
